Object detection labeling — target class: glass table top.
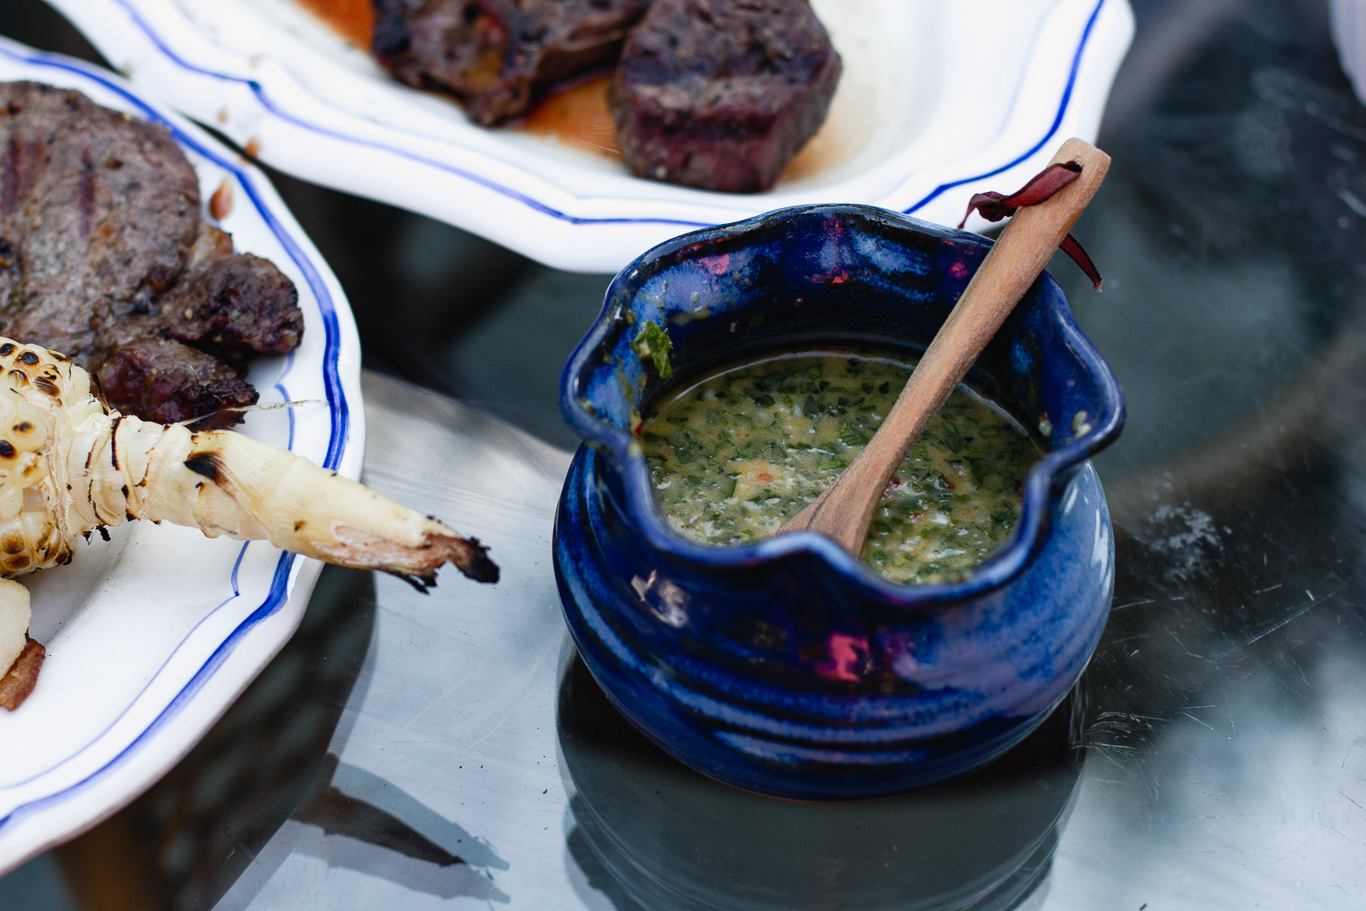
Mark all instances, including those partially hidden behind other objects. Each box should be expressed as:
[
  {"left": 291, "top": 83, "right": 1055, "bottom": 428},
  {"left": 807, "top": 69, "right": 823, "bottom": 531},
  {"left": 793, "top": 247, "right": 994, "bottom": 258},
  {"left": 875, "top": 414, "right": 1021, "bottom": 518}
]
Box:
[{"left": 4, "top": 0, "right": 1366, "bottom": 907}]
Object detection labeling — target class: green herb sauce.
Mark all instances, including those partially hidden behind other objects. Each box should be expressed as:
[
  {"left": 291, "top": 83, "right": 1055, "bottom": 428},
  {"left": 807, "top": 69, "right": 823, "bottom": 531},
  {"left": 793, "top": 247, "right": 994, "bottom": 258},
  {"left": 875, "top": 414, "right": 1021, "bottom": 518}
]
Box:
[
  {"left": 633, "top": 321, "right": 674, "bottom": 378},
  {"left": 640, "top": 352, "right": 1040, "bottom": 585}
]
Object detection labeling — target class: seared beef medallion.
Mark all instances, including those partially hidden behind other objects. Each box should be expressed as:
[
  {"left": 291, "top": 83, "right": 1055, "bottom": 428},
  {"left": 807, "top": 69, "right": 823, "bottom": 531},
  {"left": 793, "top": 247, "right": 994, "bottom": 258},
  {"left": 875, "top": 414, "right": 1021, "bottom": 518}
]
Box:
[
  {"left": 372, "top": 0, "right": 654, "bottom": 126},
  {"left": 609, "top": 0, "right": 841, "bottom": 192},
  {"left": 0, "top": 82, "right": 302, "bottom": 427}
]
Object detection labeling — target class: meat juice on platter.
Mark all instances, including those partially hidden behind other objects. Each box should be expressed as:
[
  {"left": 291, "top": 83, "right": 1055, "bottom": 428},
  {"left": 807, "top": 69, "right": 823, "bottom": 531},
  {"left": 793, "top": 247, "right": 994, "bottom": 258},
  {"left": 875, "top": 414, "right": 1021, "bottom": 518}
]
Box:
[
  {"left": 520, "top": 74, "right": 859, "bottom": 185},
  {"left": 640, "top": 351, "right": 1040, "bottom": 585},
  {"left": 302, "top": 0, "right": 854, "bottom": 190},
  {"left": 294, "top": 0, "right": 373, "bottom": 47}
]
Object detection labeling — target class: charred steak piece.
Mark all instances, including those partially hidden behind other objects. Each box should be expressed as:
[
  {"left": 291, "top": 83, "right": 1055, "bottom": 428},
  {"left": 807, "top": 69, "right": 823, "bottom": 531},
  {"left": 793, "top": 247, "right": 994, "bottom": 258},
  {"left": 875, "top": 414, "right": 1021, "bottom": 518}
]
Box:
[
  {"left": 0, "top": 82, "right": 303, "bottom": 427},
  {"left": 610, "top": 0, "right": 841, "bottom": 193},
  {"left": 90, "top": 338, "right": 259, "bottom": 427},
  {"left": 373, "top": 0, "right": 654, "bottom": 126}
]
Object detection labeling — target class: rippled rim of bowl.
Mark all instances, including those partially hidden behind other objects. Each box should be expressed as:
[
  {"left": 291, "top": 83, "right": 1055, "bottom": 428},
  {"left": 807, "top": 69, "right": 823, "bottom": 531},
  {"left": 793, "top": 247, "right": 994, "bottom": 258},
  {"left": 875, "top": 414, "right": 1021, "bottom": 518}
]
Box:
[{"left": 562, "top": 205, "right": 1125, "bottom": 609}]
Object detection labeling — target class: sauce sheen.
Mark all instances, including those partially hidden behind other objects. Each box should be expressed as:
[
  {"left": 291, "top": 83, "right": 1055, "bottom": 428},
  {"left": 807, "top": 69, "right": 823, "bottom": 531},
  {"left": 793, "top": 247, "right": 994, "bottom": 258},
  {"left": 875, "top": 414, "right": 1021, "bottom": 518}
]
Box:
[{"left": 641, "top": 352, "right": 1040, "bottom": 585}]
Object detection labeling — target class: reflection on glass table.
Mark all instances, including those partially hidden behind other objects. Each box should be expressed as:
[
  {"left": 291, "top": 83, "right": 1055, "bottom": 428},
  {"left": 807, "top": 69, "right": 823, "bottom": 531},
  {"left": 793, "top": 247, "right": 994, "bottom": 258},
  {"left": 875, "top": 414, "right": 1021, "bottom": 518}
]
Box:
[{"left": 559, "top": 656, "right": 1086, "bottom": 911}]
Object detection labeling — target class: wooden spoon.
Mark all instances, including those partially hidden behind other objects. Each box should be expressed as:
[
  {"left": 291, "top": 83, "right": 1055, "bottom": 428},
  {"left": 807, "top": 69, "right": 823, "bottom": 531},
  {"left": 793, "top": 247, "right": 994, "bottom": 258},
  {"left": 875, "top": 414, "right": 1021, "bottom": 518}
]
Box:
[{"left": 779, "top": 137, "right": 1111, "bottom": 554}]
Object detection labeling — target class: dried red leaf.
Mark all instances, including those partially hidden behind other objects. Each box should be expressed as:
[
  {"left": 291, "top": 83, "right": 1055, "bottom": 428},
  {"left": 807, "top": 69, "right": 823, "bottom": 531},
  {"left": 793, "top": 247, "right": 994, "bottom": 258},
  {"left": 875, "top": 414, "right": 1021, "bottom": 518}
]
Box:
[
  {"left": 957, "top": 160, "right": 1102, "bottom": 290},
  {"left": 1060, "top": 233, "right": 1103, "bottom": 291},
  {"left": 958, "top": 163, "right": 1082, "bottom": 227}
]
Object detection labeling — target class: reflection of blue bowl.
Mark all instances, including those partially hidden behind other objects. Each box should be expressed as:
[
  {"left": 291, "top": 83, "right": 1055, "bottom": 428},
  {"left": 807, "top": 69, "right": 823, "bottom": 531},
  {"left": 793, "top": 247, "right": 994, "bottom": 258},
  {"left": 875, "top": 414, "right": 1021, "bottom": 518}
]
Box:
[
  {"left": 554, "top": 205, "right": 1124, "bottom": 800},
  {"left": 558, "top": 655, "right": 1088, "bottom": 911}
]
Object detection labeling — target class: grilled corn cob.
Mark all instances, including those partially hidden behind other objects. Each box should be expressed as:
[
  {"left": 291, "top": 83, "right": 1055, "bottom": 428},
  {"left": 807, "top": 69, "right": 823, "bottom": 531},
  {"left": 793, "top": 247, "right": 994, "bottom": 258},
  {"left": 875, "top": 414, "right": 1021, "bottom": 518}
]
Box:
[{"left": 0, "top": 337, "right": 497, "bottom": 708}]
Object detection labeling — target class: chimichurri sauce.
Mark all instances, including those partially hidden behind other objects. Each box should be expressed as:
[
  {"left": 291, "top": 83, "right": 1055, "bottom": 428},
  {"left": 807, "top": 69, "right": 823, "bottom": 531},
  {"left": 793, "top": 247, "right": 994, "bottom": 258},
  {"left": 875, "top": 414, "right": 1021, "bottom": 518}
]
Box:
[{"left": 640, "top": 352, "right": 1041, "bottom": 585}]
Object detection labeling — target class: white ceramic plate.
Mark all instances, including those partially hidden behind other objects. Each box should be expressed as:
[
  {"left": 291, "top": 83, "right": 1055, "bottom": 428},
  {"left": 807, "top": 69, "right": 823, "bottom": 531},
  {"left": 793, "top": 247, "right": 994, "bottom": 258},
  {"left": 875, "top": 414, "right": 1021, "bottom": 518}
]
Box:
[
  {"left": 0, "top": 37, "right": 362, "bottom": 874},
  {"left": 46, "top": 0, "right": 1133, "bottom": 273}
]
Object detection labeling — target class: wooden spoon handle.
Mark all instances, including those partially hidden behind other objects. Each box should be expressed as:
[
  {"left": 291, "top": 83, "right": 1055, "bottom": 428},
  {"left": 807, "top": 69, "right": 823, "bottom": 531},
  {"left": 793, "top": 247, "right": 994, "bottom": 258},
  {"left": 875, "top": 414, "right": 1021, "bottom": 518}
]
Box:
[{"left": 781, "top": 138, "right": 1111, "bottom": 554}]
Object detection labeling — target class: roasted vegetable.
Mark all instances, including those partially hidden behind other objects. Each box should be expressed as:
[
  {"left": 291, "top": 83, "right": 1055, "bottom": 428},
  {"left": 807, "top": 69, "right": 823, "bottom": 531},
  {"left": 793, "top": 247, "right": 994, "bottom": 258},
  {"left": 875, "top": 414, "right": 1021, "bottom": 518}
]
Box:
[
  {"left": 0, "top": 337, "right": 497, "bottom": 709},
  {"left": 0, "top": 579, "right": 40, "bottom": 711}
]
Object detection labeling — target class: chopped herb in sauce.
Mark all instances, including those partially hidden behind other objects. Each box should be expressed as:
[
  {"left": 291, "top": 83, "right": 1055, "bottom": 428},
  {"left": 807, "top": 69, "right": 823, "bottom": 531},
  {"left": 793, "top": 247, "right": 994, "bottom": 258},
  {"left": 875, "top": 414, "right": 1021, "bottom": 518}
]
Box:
[
  {"left": 633, "top": 321, "right": 673, "bottom": 378},
  {"left": 640, "top": 351, "right": 1040, "bottom": 585}
]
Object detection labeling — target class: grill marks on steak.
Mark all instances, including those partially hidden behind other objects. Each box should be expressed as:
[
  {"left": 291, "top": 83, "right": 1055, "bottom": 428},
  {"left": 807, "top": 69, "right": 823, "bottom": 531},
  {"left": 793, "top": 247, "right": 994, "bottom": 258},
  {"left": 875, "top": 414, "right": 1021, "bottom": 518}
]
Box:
[
  {"left": 0, "top": 82, "right": 303, "bottom": 427},
  {"left": 610, "top": 0, "right": 841, "bottom": 192},
  {"left": 0, "top": 86, "right": 198, "bottom": 340},
  {"left": 372, "top": 0, "right": 654, "bottom": 126}
]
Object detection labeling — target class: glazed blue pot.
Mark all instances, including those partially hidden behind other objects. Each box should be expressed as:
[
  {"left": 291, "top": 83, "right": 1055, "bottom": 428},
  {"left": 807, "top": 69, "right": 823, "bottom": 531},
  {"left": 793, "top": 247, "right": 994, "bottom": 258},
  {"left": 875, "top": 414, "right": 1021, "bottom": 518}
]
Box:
[{"left": 554, "top": 205, "right": 1124, "bottom": 800}]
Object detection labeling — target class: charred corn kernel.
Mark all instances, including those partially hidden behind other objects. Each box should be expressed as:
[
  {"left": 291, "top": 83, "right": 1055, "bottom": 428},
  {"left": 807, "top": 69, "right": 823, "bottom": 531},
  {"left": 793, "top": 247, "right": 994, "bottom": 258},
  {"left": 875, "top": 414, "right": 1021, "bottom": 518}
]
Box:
[
  {"left": 0, "top": 337, "right": 498, "bottom": 588},
  {"left": 0, "top": 478, "right": 20, "bottom": 522},
  {"left": 9, "top": 404, "right": 47, "bottom": 452},
  {"left": 14, "top": 453, "right": 43, "bottom": 488}
]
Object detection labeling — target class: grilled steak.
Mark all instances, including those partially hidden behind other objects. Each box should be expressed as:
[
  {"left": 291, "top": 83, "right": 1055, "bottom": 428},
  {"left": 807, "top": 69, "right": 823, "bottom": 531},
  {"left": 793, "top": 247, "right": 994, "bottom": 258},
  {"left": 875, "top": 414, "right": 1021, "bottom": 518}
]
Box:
[
  {"left": 0, "top": 82, "right": 302, "bottom": 427},
  {"left": 609, "top": 0, "right": 841, "bottom": 193},
  {"left": 372, "top": 0, "right": 654, "bottom": 126}
]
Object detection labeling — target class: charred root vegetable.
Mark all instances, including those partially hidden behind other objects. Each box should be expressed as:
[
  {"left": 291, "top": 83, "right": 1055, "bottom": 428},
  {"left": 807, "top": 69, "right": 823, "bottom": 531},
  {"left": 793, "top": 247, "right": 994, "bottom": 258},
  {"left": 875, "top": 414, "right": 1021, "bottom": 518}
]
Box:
[{"left": 0, "top": 337, "right": 497, "bottom": 710}]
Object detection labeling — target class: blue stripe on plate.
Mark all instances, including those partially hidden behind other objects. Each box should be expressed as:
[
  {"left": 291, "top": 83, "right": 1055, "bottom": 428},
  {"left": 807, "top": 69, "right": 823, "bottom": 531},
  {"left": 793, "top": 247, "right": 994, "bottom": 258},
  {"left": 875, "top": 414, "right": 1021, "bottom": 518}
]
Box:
[
  {"left": 103, "top": 0, "right": 1108, "bottom": 226},
  {"left": 899, "top": 0, "right": 1106, "bottom": 215}
]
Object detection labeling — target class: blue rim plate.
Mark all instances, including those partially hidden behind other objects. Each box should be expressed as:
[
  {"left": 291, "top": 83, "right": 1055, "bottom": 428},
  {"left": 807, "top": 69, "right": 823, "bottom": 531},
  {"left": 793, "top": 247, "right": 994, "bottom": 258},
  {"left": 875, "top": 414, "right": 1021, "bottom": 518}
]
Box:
[
  {"left": 45, "top": 0, "right": 1133, "bottom": 272},
  {"left": 0, "top": 37, "right": 361, "bottom": 874}
]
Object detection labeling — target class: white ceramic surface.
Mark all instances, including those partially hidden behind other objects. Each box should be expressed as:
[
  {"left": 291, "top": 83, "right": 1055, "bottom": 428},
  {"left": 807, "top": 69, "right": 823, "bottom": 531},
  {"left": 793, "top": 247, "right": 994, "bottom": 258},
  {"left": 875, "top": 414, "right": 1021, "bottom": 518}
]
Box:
[
  {"left": 0, "top": 37, "right": 362, "bottom": 874},
  {"left": 46, "top": 0, "right": 1134, "bottom": 273},
  {"left": 1331, "top": 0, "right": 1366, "bottom": 104}
]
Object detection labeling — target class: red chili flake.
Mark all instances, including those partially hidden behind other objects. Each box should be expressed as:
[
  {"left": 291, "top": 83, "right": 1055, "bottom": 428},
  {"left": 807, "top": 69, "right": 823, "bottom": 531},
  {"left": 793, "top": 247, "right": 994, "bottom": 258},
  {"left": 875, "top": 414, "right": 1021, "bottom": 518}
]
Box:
[
  {"left": 757, "top": 472, "right": 774, "bottom": 483},
  {"left": 958, "top": 161, "right": 1103, "bottom": 291},
  {"left": 633, "top": 421, "right": 644, "bottom": 437}
]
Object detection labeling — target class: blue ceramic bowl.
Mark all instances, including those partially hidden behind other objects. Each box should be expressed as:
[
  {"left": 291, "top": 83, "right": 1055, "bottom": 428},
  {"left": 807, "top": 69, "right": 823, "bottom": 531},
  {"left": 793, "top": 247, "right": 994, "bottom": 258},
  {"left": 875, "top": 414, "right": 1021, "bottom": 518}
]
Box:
[{"left": 554, "top": 204, "right": 1124, "bottom": 800}]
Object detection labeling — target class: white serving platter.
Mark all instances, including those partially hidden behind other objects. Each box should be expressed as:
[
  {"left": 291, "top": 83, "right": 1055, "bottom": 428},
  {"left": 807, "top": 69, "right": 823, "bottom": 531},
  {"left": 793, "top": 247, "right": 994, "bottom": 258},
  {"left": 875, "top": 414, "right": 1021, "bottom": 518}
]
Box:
[
  {"left": 45, "top": 0, "right": 1134, "bottom": 273},
  {"left": 0, "top": 36, "right": 362, "bottom": 874}
]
